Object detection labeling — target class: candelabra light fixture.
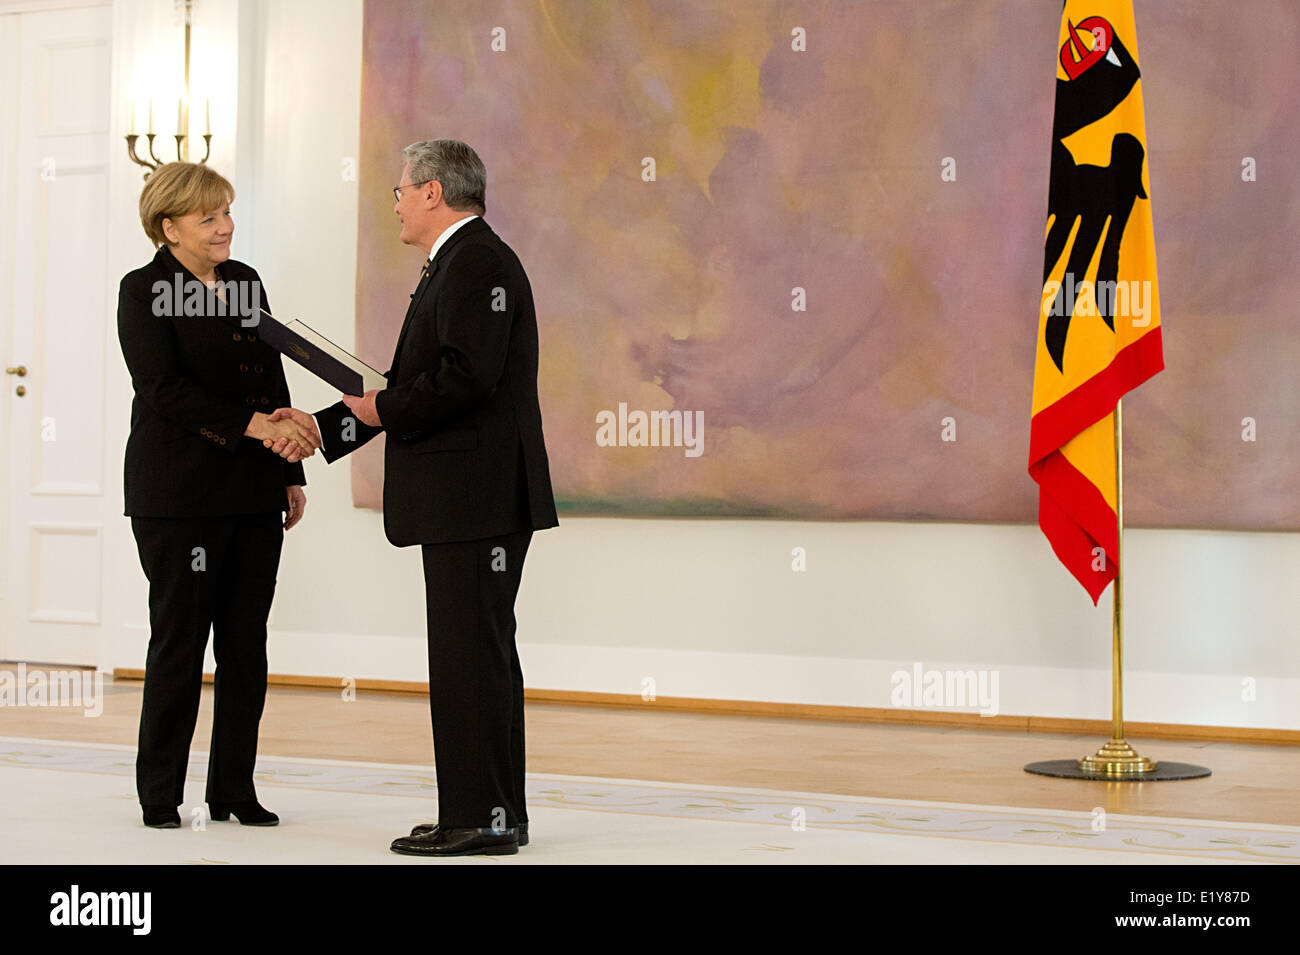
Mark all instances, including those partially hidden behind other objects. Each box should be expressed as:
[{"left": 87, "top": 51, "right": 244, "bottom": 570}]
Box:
[{"left": 125, "top": 0, "right": 211, "bottom": 179}]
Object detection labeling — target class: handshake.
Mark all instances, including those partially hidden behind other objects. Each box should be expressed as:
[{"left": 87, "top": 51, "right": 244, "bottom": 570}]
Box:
[{"left": 246, "top": 408, "right": 322, "bottom": 463}]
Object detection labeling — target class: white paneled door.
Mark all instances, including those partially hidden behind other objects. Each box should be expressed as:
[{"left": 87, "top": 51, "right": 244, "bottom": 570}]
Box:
[{"left": 2, "top": 4, "right": 112, "bottom": 665}]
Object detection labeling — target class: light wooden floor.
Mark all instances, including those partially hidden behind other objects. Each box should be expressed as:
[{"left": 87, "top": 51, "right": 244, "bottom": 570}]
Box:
[{"left": 5, "top": 671, "right": 1298, "bottom": 827}]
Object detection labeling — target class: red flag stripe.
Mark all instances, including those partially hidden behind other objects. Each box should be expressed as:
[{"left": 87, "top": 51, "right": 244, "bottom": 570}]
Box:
[
  {"left": 1031, "top": 447, "right": 1120, "bottom": 604},
  {"left": 1028, "top": 326, "right": 1165, "bottom": 470}
]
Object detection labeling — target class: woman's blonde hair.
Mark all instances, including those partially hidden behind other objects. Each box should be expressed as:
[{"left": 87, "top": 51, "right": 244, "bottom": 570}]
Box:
[{"left": 138, "top": 162, "right": 235, "bottom": 248}]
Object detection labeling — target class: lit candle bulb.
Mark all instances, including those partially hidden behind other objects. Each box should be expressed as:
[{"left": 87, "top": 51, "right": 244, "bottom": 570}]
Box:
[
  {"left": 204, "top": 99, "right": 210, "bottom": 136},
  {"left": 177, "top": 98, "right": 183, "bottom": 136},
  {"left": 148, "top": 98, "right": 154, "bottom": 135}
]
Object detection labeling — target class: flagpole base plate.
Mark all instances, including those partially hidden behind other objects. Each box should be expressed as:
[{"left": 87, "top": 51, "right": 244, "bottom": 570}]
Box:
[{"left": 1025, "top": 754, "right": 1211, "bottom": 781}]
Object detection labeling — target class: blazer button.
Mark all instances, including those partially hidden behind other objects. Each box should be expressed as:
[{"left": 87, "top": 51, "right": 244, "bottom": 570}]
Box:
[
  {"left": 247, "top": 334, "right": 257, "bottom": 342},
  {"left": 260, "top": 397, "right": 271, "bottom": 406},
  {"left": 219, "top": 437, "right": 227, "bottom": 445},
  {"left": 239, "top": 363, "right": 249, "bottom": 373},
  {"left": 253, "top": 363, "right": 264, "bottom": 374},
  {"left": 245, "top": 396, "right": 256, "bottom": 406},
  {"left": 232, "top": 332, "right": 242, "bottom": 342}
]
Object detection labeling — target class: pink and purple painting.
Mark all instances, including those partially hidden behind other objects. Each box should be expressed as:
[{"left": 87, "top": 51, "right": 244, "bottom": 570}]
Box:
[{"left": 352, "top": 0, "right": 1300, "bottom": 530}]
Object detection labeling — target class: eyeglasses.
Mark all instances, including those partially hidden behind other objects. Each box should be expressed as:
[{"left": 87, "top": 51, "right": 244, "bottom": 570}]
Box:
[{"left": 392, "top": 180, "right": 432, "bottom": 202}]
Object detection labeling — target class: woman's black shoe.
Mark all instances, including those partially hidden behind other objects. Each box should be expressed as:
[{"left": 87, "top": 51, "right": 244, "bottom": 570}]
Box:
[
  {"left": 209, "top": 801, "right": 279, "bottom": 826},
  {"left": 142, "top": 805, "right": 180, "bottom": 828}
]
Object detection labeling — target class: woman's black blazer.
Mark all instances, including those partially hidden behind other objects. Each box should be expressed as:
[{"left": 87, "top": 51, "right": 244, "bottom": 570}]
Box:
[{"left": 117, "top": 245, "right": 305, "bottom": 517}]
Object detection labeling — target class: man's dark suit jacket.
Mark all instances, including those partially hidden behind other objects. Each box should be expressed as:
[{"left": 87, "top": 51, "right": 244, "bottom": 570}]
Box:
[
  {"left": 117, "top": 246, "right": 305, "bottom": 517},
  {"left": 315, "top": 216, "right": 559, "bottom": 545}
]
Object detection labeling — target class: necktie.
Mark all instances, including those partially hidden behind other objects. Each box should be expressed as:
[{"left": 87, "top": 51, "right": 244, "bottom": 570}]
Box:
[{"left": 412, "top": 259, "right": 430, "bottom": 298}]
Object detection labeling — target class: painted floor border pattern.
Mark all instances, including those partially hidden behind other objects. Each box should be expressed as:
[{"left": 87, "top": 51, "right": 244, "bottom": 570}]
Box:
[{"left": 0, "top": 737, "right": 1295, "bottom": 863}]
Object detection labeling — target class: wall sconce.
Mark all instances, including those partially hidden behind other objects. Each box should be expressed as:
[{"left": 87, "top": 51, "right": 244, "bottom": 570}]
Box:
[{"left": 125, "top": 0, "right": 212, "bottom": 179}]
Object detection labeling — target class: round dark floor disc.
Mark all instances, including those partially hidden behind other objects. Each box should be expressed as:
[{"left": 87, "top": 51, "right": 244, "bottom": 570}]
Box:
[{"left": 1024, "top": 759, "right": 1211, "bottom": 781}]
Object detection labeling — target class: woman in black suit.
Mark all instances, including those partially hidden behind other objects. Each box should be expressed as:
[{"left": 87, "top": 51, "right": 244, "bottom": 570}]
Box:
[{"left": 117, "top": 161, "right": 320, "bottom": 829}]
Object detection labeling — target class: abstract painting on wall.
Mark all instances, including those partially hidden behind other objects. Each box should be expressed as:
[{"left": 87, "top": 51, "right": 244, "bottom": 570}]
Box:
[{"left": 353, "top": 0, "right": 1300, "bottom": 530}]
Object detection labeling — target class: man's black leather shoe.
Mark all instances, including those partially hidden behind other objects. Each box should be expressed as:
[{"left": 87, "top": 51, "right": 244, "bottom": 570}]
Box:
[
  {"left": 410, "top": 820, "right": 528, "bottom": 846},
  {"left": 391, "top": 826, "right": 518, "bottom": 856}
]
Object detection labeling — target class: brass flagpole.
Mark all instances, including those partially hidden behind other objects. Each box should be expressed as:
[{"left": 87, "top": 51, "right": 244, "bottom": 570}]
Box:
[
  {"left": 1023, "top": 2, "right": 1209, "bottom": 785},
  {"left": 1076, "top": 397, "right": 1156, "bottom": 775}
]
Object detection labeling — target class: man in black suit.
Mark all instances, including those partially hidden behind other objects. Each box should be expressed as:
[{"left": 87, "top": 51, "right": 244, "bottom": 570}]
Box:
[{"left": 272, "top": 139, "right": 558, "bottom": 856}]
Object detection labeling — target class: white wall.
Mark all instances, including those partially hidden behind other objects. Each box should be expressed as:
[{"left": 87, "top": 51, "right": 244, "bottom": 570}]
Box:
[{"left": 98, "top": 0, "right": 1300, "bottom": 730}]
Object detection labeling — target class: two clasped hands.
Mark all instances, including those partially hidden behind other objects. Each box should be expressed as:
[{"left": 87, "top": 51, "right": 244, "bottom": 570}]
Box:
[{"left": 249, "top": 388, "right": 385, "bottom": 460}]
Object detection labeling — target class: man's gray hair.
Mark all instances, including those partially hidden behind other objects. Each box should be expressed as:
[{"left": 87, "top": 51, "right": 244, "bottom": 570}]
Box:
[{"left": 402, "top": 139, "right": 486, "bottom": 215}]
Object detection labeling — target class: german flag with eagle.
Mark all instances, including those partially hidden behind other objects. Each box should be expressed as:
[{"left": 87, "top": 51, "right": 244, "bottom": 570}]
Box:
[{"left": 1029, "top": 0, "right": 1164, "bottom": 604}]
